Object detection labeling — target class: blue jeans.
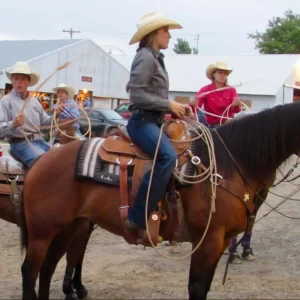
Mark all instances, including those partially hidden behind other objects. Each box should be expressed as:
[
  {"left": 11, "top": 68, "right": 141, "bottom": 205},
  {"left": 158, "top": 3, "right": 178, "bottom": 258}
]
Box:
[
  {"left": 126, "top": 113, "right": 177, "bottom": 229},
  {"left": 10, "top": 138, "right": 51, "bottom": 168}
]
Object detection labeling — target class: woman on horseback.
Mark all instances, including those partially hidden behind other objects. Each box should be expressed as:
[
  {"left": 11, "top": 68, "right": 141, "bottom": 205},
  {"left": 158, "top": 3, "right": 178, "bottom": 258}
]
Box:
[
  {"left": 124, "top": 12, "right": 188, "bottom": 241},
  {"left": 190, "top": 61, "right": 241, "bottom": 128},
  {"left": 191, "top": 62, "right": 256, "bottom": 263}
]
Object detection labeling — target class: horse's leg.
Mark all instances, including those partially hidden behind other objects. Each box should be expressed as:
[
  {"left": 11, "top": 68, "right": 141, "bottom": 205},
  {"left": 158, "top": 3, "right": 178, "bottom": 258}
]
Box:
[
  {"left": 72, "top": 222, "right": 95, "bottom": 298},
  {"left": 63, "top": 221, "right": 94, "bottom": 300},
  {"left": 21, "top": 237, "right": 54, "bottom": 300},
  {"left": 38, "top": 220, "right": 86, "bottom": 300},
  {"left": 38, "top": 239, "right": 70, "bottom": 300},
  {"left": 188, "top": 230, "right": 226, "bottom": 300}
]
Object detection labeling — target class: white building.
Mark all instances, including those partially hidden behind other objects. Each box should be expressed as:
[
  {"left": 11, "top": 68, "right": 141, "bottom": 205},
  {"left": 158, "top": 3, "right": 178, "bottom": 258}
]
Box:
[
  {"left": 114, "top": 53, "right": 300, "bottom": 112},
  {"left": 0, "top": 39, "right": 130, "bottom": 109},
  {"left": 2, "top": 39, "right": 299, "bottom": 113}
]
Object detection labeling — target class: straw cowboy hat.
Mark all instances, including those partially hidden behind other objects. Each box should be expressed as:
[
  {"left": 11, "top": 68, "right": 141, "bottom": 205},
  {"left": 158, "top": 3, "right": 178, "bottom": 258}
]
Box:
[
  {"left": 206, "top": 61, "right": 233, "bottom": 80},
  {"left": 129, "top": 12, "right": 183, "bottom": 45},
  {"left": 52, "top": 83, "right": 75, "bottom": 99},
  {"left": 5, "top": 61, "right": 40, "bottom": 87}
]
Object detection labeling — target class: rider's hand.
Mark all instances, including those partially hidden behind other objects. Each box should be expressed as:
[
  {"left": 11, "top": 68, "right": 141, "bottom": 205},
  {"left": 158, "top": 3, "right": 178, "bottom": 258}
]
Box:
[
  {"left": 13, "top": 113, "right": 25, "bottom": 128},
  {"left": 168, "top": 101, "right": 186, "bottom": 117},
  {"left": 185, "top": 106, "right": 194, "bottom": 117},
  {"left": 190, "top": 97, "right": 197, "bottom": 106},
  {"left": 54, "top": 103, "right": 65, "bottom": 116},
  {"left": 232, "top": 99, "right": 241, "bottom": 107}
]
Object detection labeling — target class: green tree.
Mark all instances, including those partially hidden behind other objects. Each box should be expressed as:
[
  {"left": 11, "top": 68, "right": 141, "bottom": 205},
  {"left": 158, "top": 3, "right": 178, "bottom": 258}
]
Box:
[
  {"left": 173, "top": 38, "right": 192, "bottom": 54},
  {"left": 248, "top": 10, "right": 300, "bottom": 54}
]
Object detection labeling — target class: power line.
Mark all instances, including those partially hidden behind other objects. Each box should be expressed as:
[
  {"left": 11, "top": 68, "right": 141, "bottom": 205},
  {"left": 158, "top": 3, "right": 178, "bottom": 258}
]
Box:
[
  {"left": 80, "top": 29, "right": 248, "bottom": 37},
  {"left": 62, "top": 28, "right": 81, "bottom": 39}
]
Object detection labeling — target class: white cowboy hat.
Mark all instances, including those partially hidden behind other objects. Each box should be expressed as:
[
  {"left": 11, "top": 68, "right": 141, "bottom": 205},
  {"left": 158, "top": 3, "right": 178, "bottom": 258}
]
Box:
[
  {"left": 129, "top": 12, "right": 183, "bottom": 45},
  {"left": 206, "top": 61, "right": 233, "bottom": 80},
  {"left": 52, "top": 83, "right": 75, "bottom": 99},
  {"left": 5, "top": 61, "right": 40, "bottom": 87}
]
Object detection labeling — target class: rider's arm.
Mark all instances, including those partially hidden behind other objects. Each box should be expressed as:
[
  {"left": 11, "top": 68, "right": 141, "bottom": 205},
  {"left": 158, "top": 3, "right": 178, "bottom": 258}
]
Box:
[
  {"left": 229, "top": 87, "right": 241, "bottom": 113},
  {"left": 195, "top": 86, "right": 208, "bottom": 108},
  {"left": 0, "top": 98, "right": 14, "bottom": 138},
  {"left": 65, "top": 104, "right": 80, "bottom": 119}
]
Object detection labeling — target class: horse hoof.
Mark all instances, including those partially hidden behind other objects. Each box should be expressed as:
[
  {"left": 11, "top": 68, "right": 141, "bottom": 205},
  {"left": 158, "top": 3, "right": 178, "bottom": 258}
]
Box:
[
  {"left": 76, "top": 286, "right": 88, "bottom": 299},
  {"left": 64, "top": 292, "right": 78, "bottom": 300}
]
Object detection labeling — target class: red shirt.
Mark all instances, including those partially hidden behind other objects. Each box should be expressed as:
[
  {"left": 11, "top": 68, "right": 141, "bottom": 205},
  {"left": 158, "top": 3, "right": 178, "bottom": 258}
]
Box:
[{"left": 193, "top": 83, "right": 241, "bottom": 125}]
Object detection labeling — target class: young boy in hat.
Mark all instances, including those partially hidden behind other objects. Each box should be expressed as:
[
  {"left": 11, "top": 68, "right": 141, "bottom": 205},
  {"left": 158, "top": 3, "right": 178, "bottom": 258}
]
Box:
[{"left": 0, "top": 61, "right": 63, "bottom": 167}]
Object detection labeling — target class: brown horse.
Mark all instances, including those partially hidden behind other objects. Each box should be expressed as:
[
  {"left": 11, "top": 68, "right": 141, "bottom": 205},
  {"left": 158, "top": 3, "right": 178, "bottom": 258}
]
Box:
[
  {"left": 0, "top": 118, "right": 93, "bottom": 300},
  {"left": 19, "top": 101, "right": 300, "bottom": 299}
]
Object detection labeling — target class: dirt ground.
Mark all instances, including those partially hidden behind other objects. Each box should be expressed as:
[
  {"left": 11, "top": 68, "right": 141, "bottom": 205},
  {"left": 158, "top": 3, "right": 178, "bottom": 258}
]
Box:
[{"left": 1, "top": 153, "right": 300, "bottom": 299}]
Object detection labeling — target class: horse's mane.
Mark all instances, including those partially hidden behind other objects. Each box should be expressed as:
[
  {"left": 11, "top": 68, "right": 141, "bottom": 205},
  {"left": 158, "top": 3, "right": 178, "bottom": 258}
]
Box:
[{"left": 196, "top": 101, "right": 300, "bottom": 182}]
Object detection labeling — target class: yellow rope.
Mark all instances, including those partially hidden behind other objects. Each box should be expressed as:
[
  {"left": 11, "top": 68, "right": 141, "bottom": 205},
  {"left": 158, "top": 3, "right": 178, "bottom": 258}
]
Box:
[
  {"left": 143, "top": 118, "right": 217, "bottom": 259},
  {"left": 50, "top": 103, "right": 92, "bottom": 144}
]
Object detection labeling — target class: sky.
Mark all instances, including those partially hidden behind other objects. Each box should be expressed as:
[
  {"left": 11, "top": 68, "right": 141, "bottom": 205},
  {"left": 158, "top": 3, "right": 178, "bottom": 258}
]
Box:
[{"left": 1, "top": 0, "right": 300, "bottom": 55}]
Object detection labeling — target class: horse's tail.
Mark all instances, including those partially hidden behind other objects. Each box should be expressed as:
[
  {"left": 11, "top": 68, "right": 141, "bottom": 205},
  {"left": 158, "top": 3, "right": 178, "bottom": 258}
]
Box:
[{"left": 20, "top": 193, "right": 28, "bottom": 253}]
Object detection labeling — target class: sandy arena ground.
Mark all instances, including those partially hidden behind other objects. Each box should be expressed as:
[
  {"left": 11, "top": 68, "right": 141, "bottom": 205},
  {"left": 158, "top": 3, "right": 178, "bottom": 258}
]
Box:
[{"left": 0, "top": 145, "right": 300, "bottom": 299}]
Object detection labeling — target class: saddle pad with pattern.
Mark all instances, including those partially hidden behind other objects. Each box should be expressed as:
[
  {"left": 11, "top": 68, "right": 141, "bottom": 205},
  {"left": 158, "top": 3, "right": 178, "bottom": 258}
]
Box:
[{"left": 74, "top": 137, "right": 196, "bottom": 187}]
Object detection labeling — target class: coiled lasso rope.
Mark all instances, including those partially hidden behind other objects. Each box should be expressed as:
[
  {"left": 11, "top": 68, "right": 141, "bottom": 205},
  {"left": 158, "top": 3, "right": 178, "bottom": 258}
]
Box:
[
  {"left": 17, "top": 62, "right": 73, "bottom": 156},
  {"left": 143, "top": 117, "right": 219, "bottom": 260},
  {"left": 192, "top": 82, "right": 251, "bottom": 125},
  {"left": 49, "top": 103, "right": 92, "bottom": 147}
]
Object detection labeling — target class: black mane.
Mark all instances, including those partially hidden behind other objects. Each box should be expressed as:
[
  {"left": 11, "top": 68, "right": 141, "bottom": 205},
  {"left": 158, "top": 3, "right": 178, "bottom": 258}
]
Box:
[{"left": 195, "top": 101, "right": 300, "bottom": 182}]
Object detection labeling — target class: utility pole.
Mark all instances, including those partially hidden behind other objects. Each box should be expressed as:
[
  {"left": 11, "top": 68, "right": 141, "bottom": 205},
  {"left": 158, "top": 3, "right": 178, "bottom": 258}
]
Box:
[
  {"left": 194, "top": 33, "right": 200, "bottom": 54},
  {"left": 62, "top": 28, "right": 81, "bottom": 39}
]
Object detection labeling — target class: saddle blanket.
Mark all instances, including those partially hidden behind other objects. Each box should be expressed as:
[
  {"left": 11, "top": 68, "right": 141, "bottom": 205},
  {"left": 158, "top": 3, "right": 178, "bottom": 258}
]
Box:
[{"left": 74, "top": 137, "right": 197, "bottom": 187}]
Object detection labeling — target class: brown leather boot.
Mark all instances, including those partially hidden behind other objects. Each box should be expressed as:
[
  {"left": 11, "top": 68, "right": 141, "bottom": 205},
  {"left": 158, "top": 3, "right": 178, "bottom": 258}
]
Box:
[{"left": 123, "top": 219, "right": 144, "bottom": 245}]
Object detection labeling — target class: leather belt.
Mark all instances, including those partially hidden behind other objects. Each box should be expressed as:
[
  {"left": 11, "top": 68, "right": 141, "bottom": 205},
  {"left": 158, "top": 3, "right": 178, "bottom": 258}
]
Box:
[
  {"left": 132, "top": 108, "right": 167, "bottom": 124},
  {"left": 10, "top": 134, "right": 39, "bottom": 144}
]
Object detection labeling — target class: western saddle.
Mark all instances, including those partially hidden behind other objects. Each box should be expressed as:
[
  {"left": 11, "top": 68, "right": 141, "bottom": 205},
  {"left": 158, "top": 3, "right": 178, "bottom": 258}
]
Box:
[
  {"left": 98, "top": 120, "right": 196, "bottom": 246},
  {"left": 0, "top": 151, "right": 26, "bottom": 226}
]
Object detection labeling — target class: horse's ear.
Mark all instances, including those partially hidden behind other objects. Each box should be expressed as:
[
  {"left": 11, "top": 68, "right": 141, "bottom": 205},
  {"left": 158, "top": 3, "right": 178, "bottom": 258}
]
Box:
[{"left": 165, "top": 121, "right": 186, "bottom": 140}]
